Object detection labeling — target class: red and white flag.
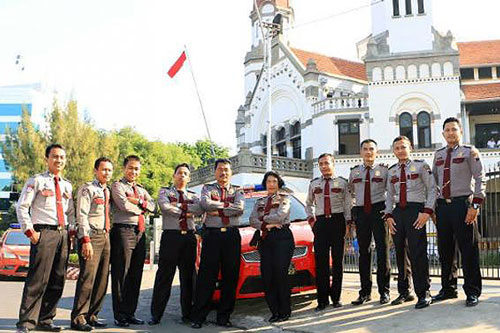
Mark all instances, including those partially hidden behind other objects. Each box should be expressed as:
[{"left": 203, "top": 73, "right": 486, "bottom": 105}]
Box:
[{"left": 167, "top": 51, "right": 187, "bottom": 78}]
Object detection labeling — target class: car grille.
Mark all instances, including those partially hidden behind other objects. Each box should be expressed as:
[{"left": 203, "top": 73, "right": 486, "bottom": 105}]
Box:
[
  {"left": 242, "top": 246, "right": 308, "bottom": 263},
  {"left": 239, "top": 270, "right": 314, "bottom": 294}
]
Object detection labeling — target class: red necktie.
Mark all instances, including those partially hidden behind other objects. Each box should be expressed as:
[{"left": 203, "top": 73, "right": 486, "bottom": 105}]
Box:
[
  {"left": 261, "top": 196, "right": 273, "bottom": 239},
  {"left": 178, "top": 191, "right": 188, "bottom": 231},
  {"left": 220, "top": 187, "right": 230, "bottom": 225},
  {"left": 324, "top": 178, "right": 331, "bottom": 217},
  {"left": 443, "top": 148, "right": 453, "bottom": 199},
  {"left": 54, "top": 177, "right": 65, "bottom": 227},
  {"left": 400, "top": 164, "right": 407, "bottom": 209},
  {"left": 104, "top": 187, "right": 110, "bottom": 232},
  {"left": 133, "top": 185, "right": 145, "bottom": 233},
  {"left": 364, "top": 167, "right": 372, "bottom": 214}
]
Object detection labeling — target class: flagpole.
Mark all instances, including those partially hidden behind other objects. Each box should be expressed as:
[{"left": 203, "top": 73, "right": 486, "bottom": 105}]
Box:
[{"left": 183, "top": 45, "right": 216, "bottom": 159}]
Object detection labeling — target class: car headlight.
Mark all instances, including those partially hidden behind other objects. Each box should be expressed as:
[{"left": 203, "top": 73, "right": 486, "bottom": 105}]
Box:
[
  {"left": 242, "top": 251, "right": 261, "bottom": 263},
  {"left": 2, "top": 250, "right": 17, "bottom": 259}
]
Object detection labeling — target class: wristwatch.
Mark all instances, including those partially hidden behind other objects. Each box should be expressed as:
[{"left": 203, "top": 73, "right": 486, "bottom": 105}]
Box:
[{"left": 472, "top": 203, "right": 480, "bottom": 210}]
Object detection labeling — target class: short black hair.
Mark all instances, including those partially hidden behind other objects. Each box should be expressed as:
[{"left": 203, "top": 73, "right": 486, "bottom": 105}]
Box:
[
  {"left": 392, "top": 136, "right": 412, "bottom": 146},
  {"left": 261, "top": 170, "right": 285, "bottom": 189},
  {"left": 123, "top": 155, "right": 141, "bottom": 167},
  {"left": 360, "top": 139, "right": 377, "bottom": 148},
  {"left": 443, "top": 117, "right": 462, "bottom": 130},
  {"left": 94, "top": 157, "right": 113, "bottom": 170},
  {"left": 45, "top": 144, "right": 65, "bottom": 158},
  {"left": 214, "top": 158, "right": 231, "bottom": 171},
  {"left": 318, "top": 153, "right": 334, "bottom": 162},
  {"left": 174, "top": 163, "right": 191, "bottom": 174}
]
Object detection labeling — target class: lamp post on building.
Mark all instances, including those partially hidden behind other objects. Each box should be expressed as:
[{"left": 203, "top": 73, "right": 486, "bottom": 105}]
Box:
[{"left": 254, "top": 0, "right": 282, "bottom": 171}]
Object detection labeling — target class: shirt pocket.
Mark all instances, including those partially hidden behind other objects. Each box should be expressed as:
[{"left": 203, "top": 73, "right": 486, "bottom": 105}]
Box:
[
  {"left": 452, "top": 157, "right": 465, "bottom": 164},
  {"left": 372, "top": 177, "right": 384, "bottom": 183},
  {"left": 331, "top": 188, "right": 343, "bottom": 193},
  {"left": 40, "top": 188, "right": 55, "bottom": 208},
  {"left": 435, "top": 159, "right": 445, "bottom": 166}
]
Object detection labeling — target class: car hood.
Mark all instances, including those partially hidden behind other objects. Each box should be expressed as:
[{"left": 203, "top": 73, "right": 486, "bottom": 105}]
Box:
[
  {"left": 239, "top": 221, "right": 313, "bottom": 254},
  {"left": 3, "top": 245, "right": 30, "bottom": 257}
]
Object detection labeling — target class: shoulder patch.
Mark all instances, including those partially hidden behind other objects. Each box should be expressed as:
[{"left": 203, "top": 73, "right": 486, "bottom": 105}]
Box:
[{"left": 389, "top": 163, "right": 398, "bottom": 170}]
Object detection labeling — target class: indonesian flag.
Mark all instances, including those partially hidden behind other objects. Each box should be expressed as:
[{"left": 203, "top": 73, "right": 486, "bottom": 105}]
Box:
[{"left": 168, "top": 51, "right": 187, "bottom": 78}]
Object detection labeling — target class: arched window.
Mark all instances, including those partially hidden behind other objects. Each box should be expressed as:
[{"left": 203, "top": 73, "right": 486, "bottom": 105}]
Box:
[
  {"left": 393, "top": 0, "right": 400, "bottom": 16},
  {"left": 418, "top": 0, "right": 425, "bottom": 14},
  {"left": 417, "top": 111, "right": 432, "bottom": 148},
  {"left": 276, "top": 127, "right": 287, "bottom": 157},
  {"left": 290, "top": 121, "right": 301, "bottom": 159},
  {"left": 399, "top": 112, "right": 414, "bottom": 145},
  {"left": 405, "top": 0, "right": 412, "bottom": 15}
]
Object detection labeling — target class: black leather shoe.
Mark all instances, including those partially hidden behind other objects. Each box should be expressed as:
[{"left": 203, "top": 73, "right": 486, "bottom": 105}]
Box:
[
  {"left": 279, "top": 314, "right": 290, "bottom": 322},
  {"left": 332, "top": 301, "right": 343, "bottom": 308},
  {"left": 269, "top": 314, "right": 280, "bottom": 322},
  {"left": 351, "top": 295, "right": 371, "bottom": 305},
  {"left": 35, "top": 323, "right": 62, "bottom": 332},
  {"left": 466, "top": 295, "right": 479, "bottom": 307},
  {"left": 114, "top": 319, "right": 129, "bottom": 327},
  {"left": 216, "top": 320, "right": 232, "bottom": 327},
  {"left": 391, "top": 294, "right": 415, "bottom": 305},
  {"left": 315, "top": 303, "right": 328, "bottom": 311},
  {"left": 127, "top": 317, "right": 145, "bottom": 325},
  {"left": 191, "top": 322, "right": 202, "bottom": 329},
  {"left": 380, "top": 294, "right": 390, "bottom": 304},
  {"left": 16, "top": 327, "right": 30, "bottom": 333},
  {"left": 70, "top": 323, "right": 93, "bottom": 331},
  {"left": 88, "top": 319, "right": 107, "bottom": 328},
  {"left": 148, "top": 318, "right": 161, "bottom": 325},
  {"left": 415, "top": 292, "right": 432, "bottom": 309},
  {"left": 432, "top": 290, "right": 458, "bottom": 302}
]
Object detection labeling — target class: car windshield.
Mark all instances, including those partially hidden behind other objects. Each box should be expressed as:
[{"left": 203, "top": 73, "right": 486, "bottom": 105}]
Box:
[
  {"left": 5, "top": 231, "right": 30, "bottom": 245},
  {"left": 239, "top": 194, "right": 308, "bottom": 227}
]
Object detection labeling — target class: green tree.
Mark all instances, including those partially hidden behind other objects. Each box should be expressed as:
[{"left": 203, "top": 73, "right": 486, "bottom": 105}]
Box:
[
  {"left": 178, "top": 139, "right": 229, "bottom": 168},
  {"left": 1, "top": 108, "right": 47, "bottom": 189}
]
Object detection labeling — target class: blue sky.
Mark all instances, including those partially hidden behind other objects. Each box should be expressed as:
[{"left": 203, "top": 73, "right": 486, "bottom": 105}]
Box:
[{"left": 0, "top": 0, "right": 498, "bottom": 153}]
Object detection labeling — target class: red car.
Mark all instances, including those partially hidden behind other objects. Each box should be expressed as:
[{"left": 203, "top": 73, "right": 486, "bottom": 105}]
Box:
[
  {"left": 196, "top": 188, "right": 317, "bottom": 300},
  {"left": 0, "top": 224, "right": 30, "bottom": 278}
]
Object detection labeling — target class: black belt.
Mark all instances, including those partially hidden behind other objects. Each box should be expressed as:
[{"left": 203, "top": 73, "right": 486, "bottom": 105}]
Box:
[
  {"left": 112, "top": 223, "right": 138, "bottom": 229},
  {"left": 268, "top": 224, "right": 290, "bottom": 232},
  {"left": 437, "top": 196, "right": 470, "bottom": 204},
  {"left": 354, "top": 201, "right": 385, "bottom": 209},
  {"left": 91, "top": 229, "right": 108, "bottom": 234},
  {"left": 164, "top": 229, "right": 194, "bottom": 235},
  {"left": 34, "top": 224, "right": 66, "bottom": 231},
  {"left": 205, "top": 226, "right": 237, "bottom": 232},
  {"left": 317, "top": 213, "right": 343, "bottom": 219},
  {"left": 396, "top": 202, "right": 424, "bottom": 208}
]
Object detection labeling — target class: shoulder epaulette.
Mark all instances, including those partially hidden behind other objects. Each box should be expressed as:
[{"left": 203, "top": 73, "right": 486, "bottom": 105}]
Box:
[
  {"left": 187, "top": 189, "right": 196, "bottom": 194},
  {"left": 350, "top": 164, "right": 359, "bottom": 170},
  {"left": 62, "top": 176, "right": 71, "bottom": 183},
  {"left": 231, "top": 184, "right": 241, "bottom": 188},
  {"left": 337, "top": 176, "right": 348, "bottom": 182},
  {"left": 436, "top": 146, "right": 447, "bottom": 152},
  {"left": 389, "top": 163, "right": 398, "bottom": 170},
  {"left": 463, "top": 144, "right": 472, "bottom": 149},
  {"left": 136, "top": 183, "right": 144, "bottom": 188},
  {"left": 414, "top": 159, "right": 424, "bottom": 163},
  {"left": 378, "top": 163, "right": 388, "bottom": 168},
  {"left": 310, "top": 177, "right": 320, "bottom": 183}
]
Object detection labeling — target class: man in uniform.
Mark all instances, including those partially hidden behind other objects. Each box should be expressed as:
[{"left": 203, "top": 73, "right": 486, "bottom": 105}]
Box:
[
  {"left": 149, "top": 163, "right": 203, "bottom": 325},
  {"left": 384, "top": 136, "right": 437, "bottom": 309},
  {"left": 191, "top": 159, "right": 245, "bottom": 329},
  {"left": 431, "top": 117, "right": 485, "bottom": 307},
  {"left": 70, "top": 157, "right": 114, "bottom": 331},
  {"left": 16, "top": 144, "right": 75, "bottom": 333},
  {"left": 305, "top": 153, "right": 352, "bottom": 311},
  {"left": 349, "top": 139, "right": 391, "bottom": 305},
  {"left": 110, "top": 155, "right": 155, "bottom": 327}
]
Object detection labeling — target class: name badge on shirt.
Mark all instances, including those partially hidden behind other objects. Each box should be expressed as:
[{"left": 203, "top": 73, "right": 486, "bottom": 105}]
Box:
[
  {"left": 375, "top": 170, "right": 381, "bottom": 177},
  {"left": 410, "top": 165, "right": 416, "bottom": 172}
]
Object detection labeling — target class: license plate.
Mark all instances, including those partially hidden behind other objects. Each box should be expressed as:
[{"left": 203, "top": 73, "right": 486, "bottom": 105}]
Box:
[{"left": 288, "top": 263, "right": 296, "bottom": 275}]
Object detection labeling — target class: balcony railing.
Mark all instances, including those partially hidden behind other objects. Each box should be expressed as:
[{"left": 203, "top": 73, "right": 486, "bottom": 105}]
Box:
[{"left": 312, "top": 96, "right": 369, "bottom": 115}]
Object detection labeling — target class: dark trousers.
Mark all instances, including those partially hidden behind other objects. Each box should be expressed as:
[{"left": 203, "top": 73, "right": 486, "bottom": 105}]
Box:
[
  {"left": 191, "top": 228, "right": 241, "bottom": 324},
  {"left": 259, "top": 227, "right": 295, "bottom": 316},
  {"left": 313, "top": 214, "right": 345, "bottom": 305},
  {"left": 71, "top": 232, "right": 110, "bottom": 325},
  {"left": 110, "top": 226, "right": 145, "bottom": 321},
  {"left": 393, "top": 203, "right": 430, "bottom": 298},
  {"left": 436, "top": 198, "right": 482, "bottom": 297},
  {"left": 353, "top": 202, "right": 391, "bottom": 297},
  {"left": 151, "top": 230, "right": 197, "bottom": 321},
  {"left": 17, "top": 228, "right": 69, "bottom": 329}
]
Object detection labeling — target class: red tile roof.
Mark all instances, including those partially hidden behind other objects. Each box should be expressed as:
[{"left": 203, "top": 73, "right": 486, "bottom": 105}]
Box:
[
  {"left": 462, "top": 83, "right": 500, "bottom": 102},
  {"left": 458, "top": 40, "right": 500, "bottom": 67},
  {"left": 291, "top": 48, "right": 367, "bottom": 82}
]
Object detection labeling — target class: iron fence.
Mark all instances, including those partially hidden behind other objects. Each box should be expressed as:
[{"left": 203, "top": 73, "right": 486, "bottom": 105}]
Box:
[{"left": 344, "top": 165, "right": 500, "bottom": 279}]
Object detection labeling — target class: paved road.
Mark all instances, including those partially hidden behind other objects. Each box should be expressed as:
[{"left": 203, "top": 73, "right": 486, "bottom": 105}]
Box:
[{"left": 1, "top": 269, "right": 500, "bottom": 332}]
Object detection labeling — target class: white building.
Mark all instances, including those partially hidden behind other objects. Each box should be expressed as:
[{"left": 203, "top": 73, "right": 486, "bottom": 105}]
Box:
[{"left": 191, "top": 0, "right": 500, "bottom": 193}]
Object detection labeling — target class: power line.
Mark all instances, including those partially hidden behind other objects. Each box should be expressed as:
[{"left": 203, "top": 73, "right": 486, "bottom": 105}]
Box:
[{"left": 285, "top": 0, "right": 384, "bottom": 31}]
